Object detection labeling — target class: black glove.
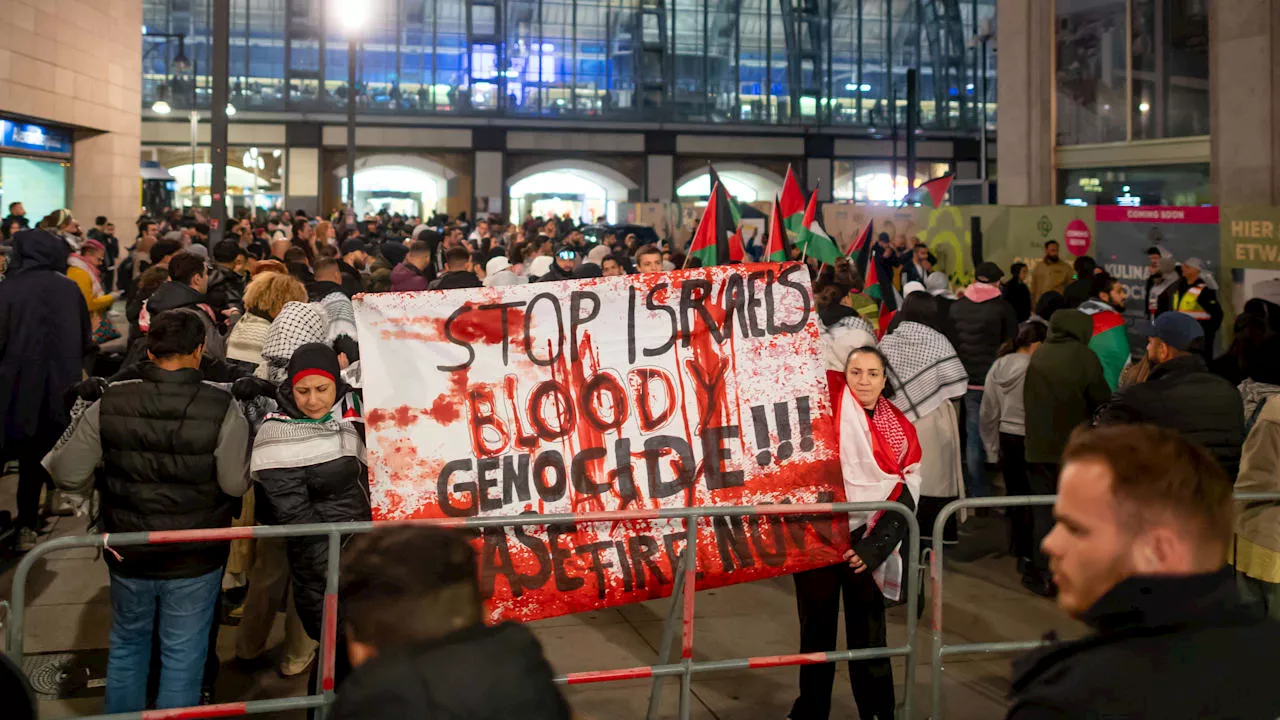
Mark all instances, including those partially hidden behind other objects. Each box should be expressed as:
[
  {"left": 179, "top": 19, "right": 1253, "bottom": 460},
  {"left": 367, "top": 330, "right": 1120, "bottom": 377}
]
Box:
[
  {"left": 76, "top": 377, "right": 109, "bottom": 402},
  {"left": 232, "top": 376, "right": 277, "bottom": 401}
]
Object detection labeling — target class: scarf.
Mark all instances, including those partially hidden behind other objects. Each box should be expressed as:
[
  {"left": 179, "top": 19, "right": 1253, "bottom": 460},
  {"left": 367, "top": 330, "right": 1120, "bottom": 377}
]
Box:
[
  {"left": 68, "top": 254, "right": 103, "bottom": 295},
  {"left": 251, "top": 412, "right": 366, "bottom": 475},
  {"left": 261, "top": 301, "right": 328, "bottom": 383},
  {"left": 838, "top": 389, "right": 922, "bottom": 601},
  {"left": 879, "top": 321, "right": 968, "bottom": 422}
]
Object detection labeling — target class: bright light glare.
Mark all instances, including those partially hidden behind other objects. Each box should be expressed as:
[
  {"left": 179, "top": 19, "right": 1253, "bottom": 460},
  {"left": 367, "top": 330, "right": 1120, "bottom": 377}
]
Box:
[
  {"left": 333, "top": 0, "right": 368, "bottom": 30},
  {"left": 152, "top": 100, "right": 172, "bottom": 114},
  {"left": 225, "top": 103, "right": 237, "bottom": 116},
  {"left": 1138, "top": 102, "right": 1151, "bottom": 113}
]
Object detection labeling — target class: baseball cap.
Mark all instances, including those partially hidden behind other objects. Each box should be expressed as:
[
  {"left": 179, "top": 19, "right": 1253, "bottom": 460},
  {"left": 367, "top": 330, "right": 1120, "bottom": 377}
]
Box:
[
  {"left": 975, "top": 261, "right": 1004, "bottom": 283},
  {"left": 1136, "top": 312, "right": 1204, "bottom": 352},
  {"left": 485, "top": 256, "right": 512, "bottom": 276},
  {"left": 340, "top": 238, "right": 369, "bottom": 255}
]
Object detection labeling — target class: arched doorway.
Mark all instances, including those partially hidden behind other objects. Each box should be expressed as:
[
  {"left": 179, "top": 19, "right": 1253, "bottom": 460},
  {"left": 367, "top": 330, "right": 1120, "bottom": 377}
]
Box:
[
  {"left": 508, "top": 160, "right": 638, "bottom": 225},
  {"left": 675, "top": 163, "right": 784, "bottom": 203},
  {"left": 334, "top": 154, "right": 455, "bottom": 218}
]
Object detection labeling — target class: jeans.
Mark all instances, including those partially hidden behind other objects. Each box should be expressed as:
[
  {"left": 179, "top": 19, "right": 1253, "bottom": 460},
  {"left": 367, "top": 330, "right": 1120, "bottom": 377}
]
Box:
[
  {"left": 105, "top": 567, "right": 222, "bottom": 713},
  {"left": 962, "top": 389, "right": 989, "bottom": 498}
]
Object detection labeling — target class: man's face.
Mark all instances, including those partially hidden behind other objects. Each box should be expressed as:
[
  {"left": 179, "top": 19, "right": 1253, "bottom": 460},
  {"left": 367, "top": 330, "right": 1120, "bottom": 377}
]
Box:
[
  {"left": 105, "top": 223, "right": 115, "bottom": 236},
  {"left": 602, "top": 258, "right": 623, "bottom": 277},
  {"left": 1042, "top": 459, "right": 1136, "bottom": 618},
  {"left": 1146, "top": 336, "right": 1174, "bottom": 365},
  {"left": 145, "top": 224, "right": 159, "bottom": 241},
  {"left": 1045, "top": 242, "right": 1060, "bottom": 260},
  {"left": 914, "top": 246, "right": 929, "bottom": 264},
  {"left": 191, "top": 270, "right": 209, "bottom": 294},
  {"left": 637, "top": 252, "right": 663, "bottom": 274},
  {"left": 477, "top": 221, "right": 489, "bottom": 236},
  {"left": 1101, "top": 282, "right": 1128, "bottom": 312},
  {"left": 1148, "top": 253, "right": 1161, "bottom": 273},
  {"left": 555, "top": 253, "right": 576, "bottom": 272},
  {"left": 13, "top": 203, "right": 24, "bottom": 217},
  {"left": 1183, "top": 265, "right": 1200, "bottom": 283}
]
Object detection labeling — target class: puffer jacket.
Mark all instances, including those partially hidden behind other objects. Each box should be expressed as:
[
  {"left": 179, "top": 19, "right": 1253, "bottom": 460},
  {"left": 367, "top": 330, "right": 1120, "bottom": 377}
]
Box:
[
  {"left": 252, "top": 388, "right": 370, "bottom": 640},
  {"left": 948, "top": 284, "right": 1018, "bottom": 386},
  {"left": 1024, "top": 310, "right": 1111, "bottom": 464},
  {"left": 332, "top": 623, "right": 572, "bottom": 720},
  {"left": 979, "top": 352, "right": 1030, "bottom": 459},
  {"left": 1096, "top": 354, "right": 1245, "bottom": 480},
  {"left": 144, "top": 281, "right": 227, "bottom": 360},
  {"left": 205, "top": 266, "right": 246, "bottom": 317}
]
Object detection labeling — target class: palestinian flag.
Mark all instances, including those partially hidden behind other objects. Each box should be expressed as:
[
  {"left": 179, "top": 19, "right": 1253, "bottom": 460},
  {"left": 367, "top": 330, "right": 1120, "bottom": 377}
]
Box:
[
  {"left": 687, "top": 181, "right": 742, "bottom": 267},
  {"left": 764, "top": 193, "right": 792, "bottom": 262},
  {"left": 796, "top": 189, "right": 842, "bottom": 265},
  {"left": 901, "top": 172, "right": 955, "bottom": 209},
  {"left": 780, "top": 164, "right": 807, "bottom": 235},
  {"left": 847, "top": 219, "right": 873, "bottom": 260},
  {"left": 852, "top": 222, "right": 897, "bottom": 319},
  {"left": 1079, "top": 302, "right": 1130, "bottom": 391},
  {"left": 709, "top": 165, "right": 745, "bottom": 257}
]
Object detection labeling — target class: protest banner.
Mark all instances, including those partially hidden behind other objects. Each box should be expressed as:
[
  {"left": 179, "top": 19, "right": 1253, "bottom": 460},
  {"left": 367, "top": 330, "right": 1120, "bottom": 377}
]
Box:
[{"left": 354, "top": 264, "right": 847, "bottom": 622}]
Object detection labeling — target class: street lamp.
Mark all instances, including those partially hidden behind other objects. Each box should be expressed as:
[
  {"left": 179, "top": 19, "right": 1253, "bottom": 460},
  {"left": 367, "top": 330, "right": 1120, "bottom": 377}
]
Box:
[{"left": 334, "top": 0, "right": 368, "bottom": 217}]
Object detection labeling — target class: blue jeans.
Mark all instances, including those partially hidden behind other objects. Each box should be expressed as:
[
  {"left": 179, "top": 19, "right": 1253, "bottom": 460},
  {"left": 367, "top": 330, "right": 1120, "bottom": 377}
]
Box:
[
  {"left": 105, "top": 567, "right": 222, "bottom": 713},
  {"left": 962, "top": 389, "right": 990, "bottom": 498}
]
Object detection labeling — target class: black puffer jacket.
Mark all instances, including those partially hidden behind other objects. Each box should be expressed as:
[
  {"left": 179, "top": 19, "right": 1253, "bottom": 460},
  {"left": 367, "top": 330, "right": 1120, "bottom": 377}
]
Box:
[
  {"left": 205, "top": 266, "right": 246, "bottom": 317},
  {"left": 332, "top": 623, "right": 572, "bottom": 720},
  {"left": 1096, "top": 354, "right": 1245, "bottom": 480},
  {"left": 253, "top": 389, "right": 371, "bottom": 639},
  {"left": 98, "top": 364, "right": 241, "bottom": 578},
  {"left": 949, "top": 289, "right": 1018, "bottom": 386}
]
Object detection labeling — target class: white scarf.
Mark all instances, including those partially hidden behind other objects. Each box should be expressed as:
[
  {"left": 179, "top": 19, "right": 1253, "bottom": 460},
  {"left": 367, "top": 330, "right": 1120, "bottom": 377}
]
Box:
[{"left": 838, "top": 388, "right": 921, "bottom": 602}]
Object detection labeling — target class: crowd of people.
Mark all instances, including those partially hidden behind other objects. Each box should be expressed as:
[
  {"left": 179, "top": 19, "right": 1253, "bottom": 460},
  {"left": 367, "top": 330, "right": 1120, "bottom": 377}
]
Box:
[{"left": 1, "top": 200, "right": 1280, "bottom": 719}]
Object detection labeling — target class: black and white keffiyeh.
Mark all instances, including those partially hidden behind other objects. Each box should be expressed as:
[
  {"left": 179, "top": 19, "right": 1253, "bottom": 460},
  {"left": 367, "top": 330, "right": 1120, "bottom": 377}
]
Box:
[
  {"left": 250, "top": 414, "right": 365, "bottom": 476},
  {"left": 879, "top": 321, "right": 968, "bottom": 422},
  {"left": 261, "top": 301, "right": 328, "bottom": 383}
]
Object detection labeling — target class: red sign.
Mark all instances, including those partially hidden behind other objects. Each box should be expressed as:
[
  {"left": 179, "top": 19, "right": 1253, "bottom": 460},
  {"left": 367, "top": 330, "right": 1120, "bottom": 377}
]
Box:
[
  {"left": 1095, "top": 206, "right": 1221, "bottom": 225},
  {"left": 354, "top": 264, "right": 847, "bottom": 622},
  {"left": 1064, "top": 218, "right": 1092, "bottom": 256}
]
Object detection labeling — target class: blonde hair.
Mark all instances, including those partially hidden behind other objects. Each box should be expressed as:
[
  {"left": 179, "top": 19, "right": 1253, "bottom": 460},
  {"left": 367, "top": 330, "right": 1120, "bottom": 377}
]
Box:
[{"left": 243, "top": 271, "right": 307, "bottom": 320}]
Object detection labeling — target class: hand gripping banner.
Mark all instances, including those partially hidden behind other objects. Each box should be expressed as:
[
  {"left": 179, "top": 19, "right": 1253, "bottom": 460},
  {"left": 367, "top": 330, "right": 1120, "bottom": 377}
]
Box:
[{"left": 354, "top": 263, "right": 848, "bottom": 622}]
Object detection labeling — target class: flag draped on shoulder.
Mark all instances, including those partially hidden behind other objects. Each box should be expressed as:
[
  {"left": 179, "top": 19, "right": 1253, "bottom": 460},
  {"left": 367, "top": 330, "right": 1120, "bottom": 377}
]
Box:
[
  {"left": 764, "top": 194, "right": 792, "bottom": 263},
  {"left": 687, "top": 181, "right": 743, "bottom": 267},
  {"left": 796, "top": 189, "right": 841, "bottom": 265},
  {"left": 901, "top": 173, "right": 955, "bottom": 209},
  {"left": 780, "top": 164, "right": 807, "bottom": 235}
]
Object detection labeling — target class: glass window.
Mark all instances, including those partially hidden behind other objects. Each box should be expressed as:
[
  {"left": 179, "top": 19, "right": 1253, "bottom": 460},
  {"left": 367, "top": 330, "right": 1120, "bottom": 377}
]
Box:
[
  {"left": 0, "top": 156, "right": 68, "bottom": 221},
  {"left": 833, "top": 159, "right": 950, "bottom": 205},
  {"left": 1131, "top": 0, "right": 1209, "bottom": 140},
  {"left": 1059, "top": 164, "right": 1210, "bottom": 206},
  {"left": 1056, "top": 0, "right": 1127, "bottom": 145}
]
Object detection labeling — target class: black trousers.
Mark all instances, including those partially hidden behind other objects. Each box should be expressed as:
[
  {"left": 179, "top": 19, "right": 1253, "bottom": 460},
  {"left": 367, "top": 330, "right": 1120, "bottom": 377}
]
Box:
[
  {"left": 14, "top": 429, "right": 61, "bottom": 530},
  {"left": 999, "top": 433, "right": 1033, "bottom": 563},
  {"left": 790, "top": 562, "right": 894, "bottom": 720},
  {"left": 1026, "top": 462, "right": 1059, "bottom": 574}
]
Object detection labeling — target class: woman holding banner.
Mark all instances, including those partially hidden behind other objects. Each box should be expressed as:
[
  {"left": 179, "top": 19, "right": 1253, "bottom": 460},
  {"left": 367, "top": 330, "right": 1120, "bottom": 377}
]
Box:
[{"left": 789, "top": 346, "right": 922, "bottom": 720}]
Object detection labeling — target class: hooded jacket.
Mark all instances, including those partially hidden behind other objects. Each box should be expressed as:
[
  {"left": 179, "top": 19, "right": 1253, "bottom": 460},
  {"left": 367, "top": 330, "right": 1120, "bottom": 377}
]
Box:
[
  {"left": 979, "top": 352, "right": 1031, "bottom": 458},
  {"left": 949, "top": 283, "right": 1018, "bottom": 386},
  {"left": 144, "top": 281, "right": 227, "bottom": 360},
  {"left": 1076, "top": 298, "right": 1130, "bottom": 391},
  {"left": 1096, "top": 354, "right": 1245, "bottom": 480},
  {"left": 332, "top": 622, "right": 572, "bottom": 720},
  {"left": 205, "top": 265, "right": 247, "bottom": 317},
  {"left": 1023, "top": 310, "right": 1111, "bottom": 464},
  {"left": 0, "top": 229, "right": 92, "bottom": 446}
]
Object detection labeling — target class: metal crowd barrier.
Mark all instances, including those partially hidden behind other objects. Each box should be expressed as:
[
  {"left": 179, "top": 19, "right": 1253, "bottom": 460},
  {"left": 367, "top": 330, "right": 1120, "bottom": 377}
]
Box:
[
  {"left": 927, "top": 491, "right": 1280, "bottom": 720},
  {"left": 4, "top": 500, "right": 919, "bottom": 720}
]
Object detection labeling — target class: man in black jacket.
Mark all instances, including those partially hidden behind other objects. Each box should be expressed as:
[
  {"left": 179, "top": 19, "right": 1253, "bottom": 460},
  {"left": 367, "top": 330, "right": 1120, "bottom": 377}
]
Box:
[
  {"left": 205, "top": 240, "right": 248, "bottom": 322},
  {"left": 428, "top": 246, "right": 482, "bottom": 290},
  {"left": 1096, "top": 311, "right": 1244, "bottom": 480},
  {"left": 44, "top": 309, "right": 249, "bottom": 713},
  {"left": 333, "top": 526, "right": 571, "bottom": 720},
  {"left": 949, "top": 261, "right": 1018, "bottom": 498},
  {"left": 1007, "top": 424, "right": 1280, "bottom": 719}
]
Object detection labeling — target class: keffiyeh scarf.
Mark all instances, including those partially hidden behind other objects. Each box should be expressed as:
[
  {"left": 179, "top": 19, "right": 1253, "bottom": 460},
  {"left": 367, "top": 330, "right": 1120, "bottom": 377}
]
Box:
[
  {"left": 251, "top": 412, "right": 366, "bottom": 476},
  {"left": 260, "top": 301, "right": 328, "bottom": 383},
  {"left": 879, "top": 321, "right": 968, "bottom": 422}
]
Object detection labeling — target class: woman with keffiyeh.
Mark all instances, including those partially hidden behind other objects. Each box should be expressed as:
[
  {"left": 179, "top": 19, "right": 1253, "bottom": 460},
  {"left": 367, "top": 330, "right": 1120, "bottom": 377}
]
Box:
[
  {"left": 789, "top": 346, "right": 922, "bottom": 720},
  {"left": 251, "top": 343, "right": 369, "bottom": 685}
]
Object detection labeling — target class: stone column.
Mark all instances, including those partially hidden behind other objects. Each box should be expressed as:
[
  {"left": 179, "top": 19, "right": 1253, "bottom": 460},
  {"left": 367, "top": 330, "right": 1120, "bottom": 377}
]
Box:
[
  {"left": 1210, "top": 0, "right": 1280, "bottom": 205},
  {"left": 995, "top": 0, "right": 1054, "bottom": 205}
]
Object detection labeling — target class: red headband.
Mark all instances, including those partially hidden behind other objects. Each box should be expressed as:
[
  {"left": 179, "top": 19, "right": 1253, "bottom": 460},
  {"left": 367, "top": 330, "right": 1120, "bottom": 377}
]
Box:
[{"left": 292, "top": 368, "right": 335, "bottom": 385}]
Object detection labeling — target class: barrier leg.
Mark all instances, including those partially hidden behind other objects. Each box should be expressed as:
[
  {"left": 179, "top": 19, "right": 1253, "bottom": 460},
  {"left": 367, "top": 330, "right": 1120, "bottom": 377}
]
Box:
[
  {"left": 678, "top": 516, "right": 697, "bottom": 720},
  {"left": 315, "top": 531, "right": 341, "bottom": 720},
  {"left": 645, "top": 548, "right": 688, "bottom": 720},
  {"left": 930, "top": 503, "right": 954, "bottom": 720},
  {"left": 901, "top": 514, "right": 920, "bottom": 720}
]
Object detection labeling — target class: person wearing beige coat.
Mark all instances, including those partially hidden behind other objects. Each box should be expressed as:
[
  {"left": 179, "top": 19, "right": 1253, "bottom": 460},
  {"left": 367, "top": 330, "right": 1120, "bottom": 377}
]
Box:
[{"left": 1233, "top": 393, "right": 1280, "bottom": 618}]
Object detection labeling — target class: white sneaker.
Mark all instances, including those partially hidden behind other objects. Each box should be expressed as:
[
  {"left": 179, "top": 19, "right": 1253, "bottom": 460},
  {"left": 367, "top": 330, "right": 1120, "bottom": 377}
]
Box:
[{"left": 17, "top": 528, "right": 39, "bottom": 552}]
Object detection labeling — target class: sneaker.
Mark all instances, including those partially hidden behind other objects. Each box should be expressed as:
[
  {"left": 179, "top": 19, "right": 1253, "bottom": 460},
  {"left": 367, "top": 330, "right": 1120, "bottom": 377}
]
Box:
[
  {"left": 279, "top": 652, "right": 316, "bottom": 678},
  {"left": 17, "top": 528, "right": 38, "bottom": 552}
]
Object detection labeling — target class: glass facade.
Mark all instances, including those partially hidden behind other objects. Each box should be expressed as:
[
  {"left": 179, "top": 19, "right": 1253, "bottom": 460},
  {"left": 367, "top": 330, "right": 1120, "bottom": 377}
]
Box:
[
  {"left": 1058, "top": 163, "right": 1211, "bottom": 206},
  {"left": 0, "top": 156, "right": 69, "bottom": 222},
  {"left": 142, "top": 0, "right": 996, "bottom": 130},
  {"left": 1056, "top": 0, "right": 1209, "bottom": 146}
]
